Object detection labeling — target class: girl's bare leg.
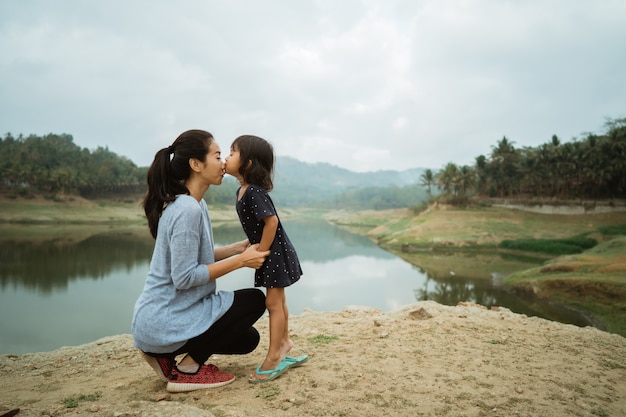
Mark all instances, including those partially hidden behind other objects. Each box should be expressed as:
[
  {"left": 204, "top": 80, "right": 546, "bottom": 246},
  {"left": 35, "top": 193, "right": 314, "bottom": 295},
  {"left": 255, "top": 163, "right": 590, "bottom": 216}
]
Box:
[
  {"left": 282, "top": 294, "right": 293, "bottom": 356},
  {"left": 253, "top": 287, "right": 287, "bottom": 379}
]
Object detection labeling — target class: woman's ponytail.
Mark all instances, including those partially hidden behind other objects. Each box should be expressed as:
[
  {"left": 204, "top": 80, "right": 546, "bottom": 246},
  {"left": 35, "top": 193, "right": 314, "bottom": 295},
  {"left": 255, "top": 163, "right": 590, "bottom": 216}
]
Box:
[{"left": 142, "top": 130, "right": 214, "bottom": 239}]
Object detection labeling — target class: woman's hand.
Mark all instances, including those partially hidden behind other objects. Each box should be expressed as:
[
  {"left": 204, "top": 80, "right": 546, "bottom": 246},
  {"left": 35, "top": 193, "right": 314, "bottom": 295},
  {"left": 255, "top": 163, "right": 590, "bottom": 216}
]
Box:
[
  {"left": 232, "top": 239, "right": 251, "bottom": 254},
  {"left": 241, "top": 244, "right": 270, "bottom": 269},
  {"left": 208, "top": 243, "right": 270, "bottom": 281},
  {"left": 214, "top": 239, "right": 251, "bottom": 262}
]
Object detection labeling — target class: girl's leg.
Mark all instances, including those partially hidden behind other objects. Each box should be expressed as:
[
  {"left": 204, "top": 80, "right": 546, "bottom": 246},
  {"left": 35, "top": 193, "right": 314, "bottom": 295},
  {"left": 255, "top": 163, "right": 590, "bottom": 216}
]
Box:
[
  {"left": 282, "top": 294, "right": 293, "bottom": 355},
  {"left": 177, "top": 288, "right": 266, "bottom": 368},
  {"left": 258, "top": 287, "right": 286, "bottom": 373}
]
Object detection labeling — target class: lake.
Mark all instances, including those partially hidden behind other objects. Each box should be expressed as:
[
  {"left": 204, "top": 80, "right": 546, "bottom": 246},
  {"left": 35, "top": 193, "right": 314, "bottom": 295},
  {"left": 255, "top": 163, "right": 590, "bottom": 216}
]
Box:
[{"left": 0, "top": 219, "right": 591, "bottom": 354}]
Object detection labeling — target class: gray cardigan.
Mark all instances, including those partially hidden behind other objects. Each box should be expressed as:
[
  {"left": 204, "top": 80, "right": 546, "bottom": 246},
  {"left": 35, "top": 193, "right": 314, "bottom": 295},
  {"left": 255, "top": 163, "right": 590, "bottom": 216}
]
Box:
[{"left": 132, "top": 195, "right": 234, "bottom": 354}]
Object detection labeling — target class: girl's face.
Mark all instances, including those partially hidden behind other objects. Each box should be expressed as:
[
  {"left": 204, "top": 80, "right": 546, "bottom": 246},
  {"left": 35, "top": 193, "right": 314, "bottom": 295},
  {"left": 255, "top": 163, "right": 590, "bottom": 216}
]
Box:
[{"left": 224, "top": 146, "right": 243, "bottom": 180}]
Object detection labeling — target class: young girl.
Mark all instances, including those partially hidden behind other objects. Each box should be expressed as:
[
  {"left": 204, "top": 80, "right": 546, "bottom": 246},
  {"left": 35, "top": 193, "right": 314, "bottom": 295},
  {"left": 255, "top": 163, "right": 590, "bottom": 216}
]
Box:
[{"left": 225, "top": 135, "right": 307, "bottom": 383}]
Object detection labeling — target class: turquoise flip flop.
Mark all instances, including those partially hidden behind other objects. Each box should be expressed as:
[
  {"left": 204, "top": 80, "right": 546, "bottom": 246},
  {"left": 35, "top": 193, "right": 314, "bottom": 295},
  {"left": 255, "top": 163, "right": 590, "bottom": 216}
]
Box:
[
  {"left": 248, "top": 360, "right": 290, "bottom": 384},
  {"left": 281, "top": 355, "right": 309, "bottom": 368}
]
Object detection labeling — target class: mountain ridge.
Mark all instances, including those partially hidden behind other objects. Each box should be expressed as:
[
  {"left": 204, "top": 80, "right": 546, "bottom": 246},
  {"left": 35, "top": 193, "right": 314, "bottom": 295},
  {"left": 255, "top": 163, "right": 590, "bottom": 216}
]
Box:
[
  {"left": 212, "top": 156, "right": 432, "bottom": 209},
  {"left": 275, "top": 156, "right": 429, "bottom": 189}
]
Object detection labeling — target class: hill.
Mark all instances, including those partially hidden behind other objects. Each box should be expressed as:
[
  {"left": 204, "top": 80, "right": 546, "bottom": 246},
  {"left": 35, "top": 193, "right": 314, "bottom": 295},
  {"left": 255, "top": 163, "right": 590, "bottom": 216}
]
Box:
[
  {"left": 275, "top": 156, "right": 427, "bottom": 188},
  {"left": 211, "top": 157, "right": 431, "bottom": 209}
]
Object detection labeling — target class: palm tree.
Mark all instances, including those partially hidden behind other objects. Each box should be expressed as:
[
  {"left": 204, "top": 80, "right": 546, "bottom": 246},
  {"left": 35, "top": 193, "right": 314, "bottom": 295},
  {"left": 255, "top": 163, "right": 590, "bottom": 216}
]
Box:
[
  {"left": 436, "top": 163, "right": 459, "bottom": 196},
  {"left": 419, "top": 169, "right": 435, "bottom": 198},
  {"left": 457, "top": 165, "right": 475, "bottom": 196},
  {"left": 489, "top": 136, "right": 519, "bottom": 197}
]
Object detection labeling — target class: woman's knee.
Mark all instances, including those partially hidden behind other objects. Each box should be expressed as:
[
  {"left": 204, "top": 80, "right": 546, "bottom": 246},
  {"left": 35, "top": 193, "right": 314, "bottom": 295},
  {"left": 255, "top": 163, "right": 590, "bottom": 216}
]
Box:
[
  {"left": 246, "top": 327, "right": 261, "bottom": 352},
  {"left": 250, "top": 288, "right": 266, "bottom": 313},
  {"left": 234, "top": 288, "right": 266, "bottom": 317}
]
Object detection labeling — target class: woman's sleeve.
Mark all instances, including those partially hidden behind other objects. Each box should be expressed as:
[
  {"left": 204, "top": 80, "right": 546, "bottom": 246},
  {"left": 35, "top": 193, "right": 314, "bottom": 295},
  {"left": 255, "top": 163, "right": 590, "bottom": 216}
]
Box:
[{"left": 169, "top": 204, "right": 210, "bottom": 289}]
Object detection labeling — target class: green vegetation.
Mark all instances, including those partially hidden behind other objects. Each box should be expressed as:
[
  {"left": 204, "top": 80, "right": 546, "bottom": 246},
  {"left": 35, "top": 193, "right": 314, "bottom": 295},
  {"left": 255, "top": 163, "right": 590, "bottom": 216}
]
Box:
[
  {"left": 62, "top": 391, "right": 102, "bottom": 408},
  {"left": 0, "top": 197, "right": 145, "bottom": 224},
  {"left": 4, "top": 116, "right": 624, "bottom": 211},
  {"left": 308, "top": 334, "right": 339, "bottom": 344},
  {"left": 499, "top": 236, "right": 598, "bottom": 255},
  {"left": 597, "top": 224, "right": 626, "bottom": 235},
  {"left": 427, "top": 117, "right": 626, "bottom": 200},
  {"left": 329, "top": 206, "right": 626, "bottom": 253},
  {"left": 0, "top": 133, "right": 145, "bottom": 198},
  {"left": 0, "top": 132, "right": 429, "bottom": 210}
]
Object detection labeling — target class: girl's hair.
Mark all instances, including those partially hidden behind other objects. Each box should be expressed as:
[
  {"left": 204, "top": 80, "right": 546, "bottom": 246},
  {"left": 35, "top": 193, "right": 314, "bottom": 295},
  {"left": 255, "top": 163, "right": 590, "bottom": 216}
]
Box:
[
  {"left": 142, "top": 129, "right": 214, "bottom": 239},
  {"left": 231, "top": 135, "right": 274, "bottom": 191}
]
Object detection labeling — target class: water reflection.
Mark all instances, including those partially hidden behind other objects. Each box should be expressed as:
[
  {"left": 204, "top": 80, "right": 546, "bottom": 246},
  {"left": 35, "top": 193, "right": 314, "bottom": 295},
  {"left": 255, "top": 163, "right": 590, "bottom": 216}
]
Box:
[
  {"left": 0, "top": 229, "right": 153, "bottom": 293},
  {"left": 0, "top": 220, "right": 591, "bottom": 354}
]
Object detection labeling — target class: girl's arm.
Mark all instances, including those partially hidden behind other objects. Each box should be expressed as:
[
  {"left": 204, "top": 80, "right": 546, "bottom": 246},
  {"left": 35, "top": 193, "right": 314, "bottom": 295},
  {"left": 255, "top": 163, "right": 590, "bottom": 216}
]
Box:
[{"left": 258, "top": 215, "right": 279, "bottom": 252}]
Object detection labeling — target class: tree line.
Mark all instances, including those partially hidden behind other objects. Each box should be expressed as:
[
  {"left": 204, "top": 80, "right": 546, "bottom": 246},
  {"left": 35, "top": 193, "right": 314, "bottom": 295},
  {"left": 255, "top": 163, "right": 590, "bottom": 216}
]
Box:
[
  {"left": 0, "top": 133, "right": 147, "bottom": 197},
  {"left": 420, "top": 117, "right": 626, "bottom": 201},
  {"left": 0, "top": 131, "right": 427, "bottom": 209},
  {"left": 4, "top": 117, "right": 624, "bottom": 206}
]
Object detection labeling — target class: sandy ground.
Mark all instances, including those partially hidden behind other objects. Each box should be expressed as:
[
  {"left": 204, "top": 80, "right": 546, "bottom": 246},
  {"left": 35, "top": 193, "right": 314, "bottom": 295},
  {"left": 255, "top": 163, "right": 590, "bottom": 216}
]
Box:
[{"left": 1, "top": 301, "right": 625, "bottom": 417}]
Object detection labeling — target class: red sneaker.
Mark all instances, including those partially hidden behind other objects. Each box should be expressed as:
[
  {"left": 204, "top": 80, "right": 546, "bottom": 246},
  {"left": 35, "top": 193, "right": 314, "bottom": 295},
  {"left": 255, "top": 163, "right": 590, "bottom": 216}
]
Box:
[
  {"left": 141, "top": 351, "right": 175, "bottom": 382},
  {"left": 167, "top": 364, "right": 236, "bottom": 392}
]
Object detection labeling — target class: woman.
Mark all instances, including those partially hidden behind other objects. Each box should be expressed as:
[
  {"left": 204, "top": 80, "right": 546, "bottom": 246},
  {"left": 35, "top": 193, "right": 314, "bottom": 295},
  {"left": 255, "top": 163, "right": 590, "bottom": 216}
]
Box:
[{"left": 132, "top": 129, "right": 269, "bottom": 393}]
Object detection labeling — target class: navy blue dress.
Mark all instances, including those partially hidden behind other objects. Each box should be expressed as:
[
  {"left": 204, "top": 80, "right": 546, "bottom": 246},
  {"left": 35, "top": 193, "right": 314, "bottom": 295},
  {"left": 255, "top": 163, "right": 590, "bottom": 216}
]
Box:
[{"left": 235, "top": 185, "right": 302, "bottom": 288}]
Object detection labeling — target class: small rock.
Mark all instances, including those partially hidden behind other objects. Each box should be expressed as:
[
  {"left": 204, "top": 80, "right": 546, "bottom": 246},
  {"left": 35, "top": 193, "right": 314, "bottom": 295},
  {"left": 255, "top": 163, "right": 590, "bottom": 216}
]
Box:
[
  {"left": 155, "top": 393, "right": 171, "bottom": 402},
  {"left": 409, "top": 308, "right": 433, "bottom": 320}
]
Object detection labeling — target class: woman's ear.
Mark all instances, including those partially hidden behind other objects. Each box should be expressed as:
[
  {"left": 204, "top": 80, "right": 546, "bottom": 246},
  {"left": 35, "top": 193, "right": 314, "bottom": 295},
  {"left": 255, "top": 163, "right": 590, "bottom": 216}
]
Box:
[{"left": 189, "top": 158, "right": 202, "bottom": 173}]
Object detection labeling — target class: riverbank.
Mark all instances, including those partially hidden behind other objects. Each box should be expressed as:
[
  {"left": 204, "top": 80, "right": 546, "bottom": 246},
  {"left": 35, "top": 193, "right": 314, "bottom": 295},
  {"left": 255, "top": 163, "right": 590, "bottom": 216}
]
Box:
[
  {"left": 325, "top": 204, "right": 626, "bottom": 337},
  {"left": 324, "top": 204, "right": 626, "bottom": 250},
  {"left": 1, "top": 301, "right": 625, "bottom": 417}
]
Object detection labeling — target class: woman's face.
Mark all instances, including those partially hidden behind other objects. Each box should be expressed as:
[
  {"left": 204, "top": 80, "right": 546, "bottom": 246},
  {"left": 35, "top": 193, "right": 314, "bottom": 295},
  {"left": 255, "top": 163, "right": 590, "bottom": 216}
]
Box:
[{"left": 201, "top": 141, "right": 225, "bottom": 186}]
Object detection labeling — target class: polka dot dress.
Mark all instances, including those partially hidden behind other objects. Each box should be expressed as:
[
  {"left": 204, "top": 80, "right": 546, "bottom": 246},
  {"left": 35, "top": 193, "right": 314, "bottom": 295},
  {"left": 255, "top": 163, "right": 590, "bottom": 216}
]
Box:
[{"left": 235, "top": 185, "right": 302, "bottom": 288}]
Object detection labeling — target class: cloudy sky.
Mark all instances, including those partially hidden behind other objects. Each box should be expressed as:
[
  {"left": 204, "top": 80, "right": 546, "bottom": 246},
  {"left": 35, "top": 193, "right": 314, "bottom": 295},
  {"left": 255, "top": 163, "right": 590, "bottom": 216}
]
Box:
[{"left": 1, "top": 1, "right": 624, "bottom": 172}]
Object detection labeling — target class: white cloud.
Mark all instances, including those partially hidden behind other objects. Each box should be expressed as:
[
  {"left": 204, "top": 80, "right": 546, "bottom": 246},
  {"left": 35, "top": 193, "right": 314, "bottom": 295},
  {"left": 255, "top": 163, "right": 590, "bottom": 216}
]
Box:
[{"left": 1, "top": 0, "right": 624, "bottom": 172}]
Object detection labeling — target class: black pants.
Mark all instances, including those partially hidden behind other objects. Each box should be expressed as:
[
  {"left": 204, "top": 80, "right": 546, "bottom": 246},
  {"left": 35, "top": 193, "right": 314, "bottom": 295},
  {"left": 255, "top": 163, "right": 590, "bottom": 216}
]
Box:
[{"left": 150, "top": 288, "right": 266, "bottom": 364}]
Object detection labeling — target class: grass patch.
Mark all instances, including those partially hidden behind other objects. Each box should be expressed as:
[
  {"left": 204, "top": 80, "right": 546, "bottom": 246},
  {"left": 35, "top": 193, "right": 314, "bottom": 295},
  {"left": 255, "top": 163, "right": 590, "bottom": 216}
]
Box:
[
  {"left": 499, "top": 236, "right": 598, "bottom": 255},
  {"left": 308, "top": 334, "right": 339, "bottom": 344},
  {"left": 597, "top": 224, "right": 626, "bottom": 236},
  {"left": 62, "top": 391, "right": 102, "bottom": 408}
]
